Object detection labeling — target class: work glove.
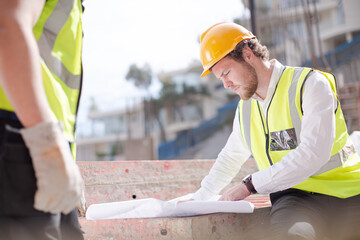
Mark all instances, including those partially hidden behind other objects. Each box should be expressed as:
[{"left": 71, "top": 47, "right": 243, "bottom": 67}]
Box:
[{"left": 20, "top": 122, "right": 84, "bottom": 214}]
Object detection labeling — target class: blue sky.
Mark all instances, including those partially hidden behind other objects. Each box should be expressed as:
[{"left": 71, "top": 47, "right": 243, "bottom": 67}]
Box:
[{"left": 78, "top": 0, "right": 247, "bottom": 127}]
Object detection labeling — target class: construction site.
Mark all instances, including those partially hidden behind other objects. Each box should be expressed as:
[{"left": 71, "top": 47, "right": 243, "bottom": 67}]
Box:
[
  {"left": 1, "top": 0, "right": 360, "bottom": 239},
  {"left": 75, "top": 0, "right": 360, "bottom": 239}
]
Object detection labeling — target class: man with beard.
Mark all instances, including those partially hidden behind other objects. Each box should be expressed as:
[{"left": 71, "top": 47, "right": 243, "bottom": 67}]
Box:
[{"left": 191, "top": 22, "right": 360, "bottom": 240}]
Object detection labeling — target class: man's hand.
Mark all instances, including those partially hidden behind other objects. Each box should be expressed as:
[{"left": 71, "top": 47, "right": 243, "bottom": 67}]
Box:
[
  {"left": 219, "top": 183, "right": 251, "bottom": 201},
  {"left": 21, "top": 122, "right": 84, "bottom": 214}
]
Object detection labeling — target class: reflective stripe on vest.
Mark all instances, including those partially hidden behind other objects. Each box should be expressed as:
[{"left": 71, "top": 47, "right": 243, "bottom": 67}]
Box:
[
  {"left": 239, "top": 67, "right": 360, "bottom": 198},
  {"left": 0, "top": 0, "right": 83, "bottom": 144},
  {"left": 37, "top": 0, "right": 81, "bottom": 90}
]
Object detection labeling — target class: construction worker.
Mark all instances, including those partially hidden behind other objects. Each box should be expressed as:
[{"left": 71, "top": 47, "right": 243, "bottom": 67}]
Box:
[
  {"left": 192, "top": 22, "right": 360, "bottom": 240},
  {"left": 0, "top": 0, "right": 84, "bottom": 239}
]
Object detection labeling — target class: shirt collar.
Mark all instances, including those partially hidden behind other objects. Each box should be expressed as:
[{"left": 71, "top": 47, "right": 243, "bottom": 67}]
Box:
[{"left": 252, "top": 59, "right": 285, "bottom": 103}]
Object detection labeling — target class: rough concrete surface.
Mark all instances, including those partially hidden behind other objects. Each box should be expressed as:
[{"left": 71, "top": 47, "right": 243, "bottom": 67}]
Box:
[
  {"left": 77, "top": 160, "right": 269, "bottom": 240},
  {"left": 77, "top": 159, "right": 258, "bottom": 205},
  {"left": 80, "top": 205, "right": 271, "bottom": 240}
]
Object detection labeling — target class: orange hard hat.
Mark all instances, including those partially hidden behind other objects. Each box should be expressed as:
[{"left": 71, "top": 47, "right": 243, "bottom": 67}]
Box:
[{"left": 200, "top": 22, "right": 256, "bottom": 77}]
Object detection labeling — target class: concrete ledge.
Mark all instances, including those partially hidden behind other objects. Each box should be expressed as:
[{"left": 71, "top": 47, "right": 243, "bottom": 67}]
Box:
[
  {"left": 79, "top": 195, "right": 271, "bottom": 240},
  {"left": 77, "top": 160, "right": 271, "bottom": 239},
  {"left": 78, "top": 160, "right": 216, "bottom": 205},
  {"left": 77, "top": 159, "right": 259, "bottom": 204}
]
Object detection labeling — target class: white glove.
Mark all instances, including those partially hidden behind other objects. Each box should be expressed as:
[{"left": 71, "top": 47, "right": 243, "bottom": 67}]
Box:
[{"left": 20, "top": 122, "right": 84, "bottom": 214}]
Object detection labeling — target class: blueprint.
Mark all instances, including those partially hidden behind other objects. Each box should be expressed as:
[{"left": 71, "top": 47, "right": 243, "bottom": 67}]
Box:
[{"left": 86, "top": 194, "right": 254, "bottom": 220}]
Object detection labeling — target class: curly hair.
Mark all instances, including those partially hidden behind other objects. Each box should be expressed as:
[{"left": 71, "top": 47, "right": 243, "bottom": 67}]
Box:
[{"left": 227, "top": 38, "right": 269, "bottom": 62}]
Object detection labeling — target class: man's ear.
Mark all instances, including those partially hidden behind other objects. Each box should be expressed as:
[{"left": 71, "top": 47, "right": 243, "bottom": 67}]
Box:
[{"left": 242, "top": 46, "right": 254, "bottom": 63}]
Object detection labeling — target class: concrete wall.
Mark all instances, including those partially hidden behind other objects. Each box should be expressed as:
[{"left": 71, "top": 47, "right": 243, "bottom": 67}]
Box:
[
  {"left": 79, "top": 206, "right": 271, "bottom": 240},
  {"left": 78, "top": 160, "right": 216, "bottom": 205},
  {"left": 78, "top": 158, "right": 259, "bottom": 205},
  {"left": 78, "top": 159, "right": 271, "bottom": 240}
]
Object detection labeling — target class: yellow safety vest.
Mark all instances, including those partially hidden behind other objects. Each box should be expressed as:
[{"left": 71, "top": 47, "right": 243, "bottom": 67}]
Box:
[
  {"left": 0, "top": 0, "right": 83, "bottom": 155},
  {"left": 239, "top": 67, "right": 360, "bottom": 198}
]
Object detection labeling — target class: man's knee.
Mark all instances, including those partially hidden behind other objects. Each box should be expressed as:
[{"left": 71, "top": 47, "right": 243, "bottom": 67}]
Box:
[{"left": 288, "top": 222, "right": 316, "bottom": 240}]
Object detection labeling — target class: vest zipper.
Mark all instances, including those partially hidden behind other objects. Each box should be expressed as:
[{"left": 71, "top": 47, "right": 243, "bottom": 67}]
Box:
[
  {"left": 256, "top": 102, "right": 273, "bottom": 165},
  {"left": 260, "top": 67, "right": 287, "bottom": 166}
]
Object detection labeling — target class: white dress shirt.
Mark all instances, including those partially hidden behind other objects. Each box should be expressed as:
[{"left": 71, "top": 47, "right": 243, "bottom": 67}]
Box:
[{"left": 193, "top": 60, "right": 337, "bottom": 200}]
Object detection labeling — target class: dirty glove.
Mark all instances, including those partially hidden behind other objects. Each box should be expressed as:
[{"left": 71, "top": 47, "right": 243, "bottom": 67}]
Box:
[
  {"left": 77, "top": 186, "right": 87, "bottom": 217},
  {"left": 20, "top": 122, "right": 84, "bottom": 214}
]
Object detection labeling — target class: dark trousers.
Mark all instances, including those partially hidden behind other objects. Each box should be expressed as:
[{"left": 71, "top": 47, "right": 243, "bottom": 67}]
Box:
[
  {"left": 0, "top": 115, "right": 83, "bottom": 240},
  {"left": 269, "top": 188, "right": 360, "bottom": 240}
]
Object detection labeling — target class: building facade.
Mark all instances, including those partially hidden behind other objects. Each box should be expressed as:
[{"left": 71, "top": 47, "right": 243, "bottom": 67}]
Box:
[
  {"left": 76, "top": 63, "right": 233, "bottom": 161},
  {"left": 241, "top": 0, "right": 360, "bottom": 69}
]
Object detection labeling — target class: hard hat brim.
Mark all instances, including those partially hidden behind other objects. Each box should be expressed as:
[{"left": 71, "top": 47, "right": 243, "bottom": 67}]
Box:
[{"left": 201, "top": 69, "right": 211, "bottom": 77}]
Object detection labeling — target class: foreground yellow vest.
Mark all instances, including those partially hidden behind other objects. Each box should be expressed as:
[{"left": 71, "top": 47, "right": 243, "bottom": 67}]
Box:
[
  {"left": 0, "top": 0, "right": 83, "bottom": 145},
  {"left": 239, "top": 67, "right": 360, "bottom": 198}
]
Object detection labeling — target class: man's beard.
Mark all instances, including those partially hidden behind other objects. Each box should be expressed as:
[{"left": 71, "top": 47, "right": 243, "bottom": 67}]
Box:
[{"left": 241, "top": 62, "right": 258, "bottom": 100}]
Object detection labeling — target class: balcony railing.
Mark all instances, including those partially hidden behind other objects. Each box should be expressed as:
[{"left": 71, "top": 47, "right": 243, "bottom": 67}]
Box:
[
  {"left": 158, "top": 100, "right": 238, "bottom": 160},
  {"left": 302, "top": 34, "right": 360, "bottom": 69}
]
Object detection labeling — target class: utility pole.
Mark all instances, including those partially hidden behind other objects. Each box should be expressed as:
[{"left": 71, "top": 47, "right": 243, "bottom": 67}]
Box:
[
  {"left": 312, "top": 0, "right": 331, "bottom": 70},
  {"left": 249, "top": 0, "right": 257, "bottom": 35},
  {"left": 302, "top": 0, "right": 321, "bottom": 68}
]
